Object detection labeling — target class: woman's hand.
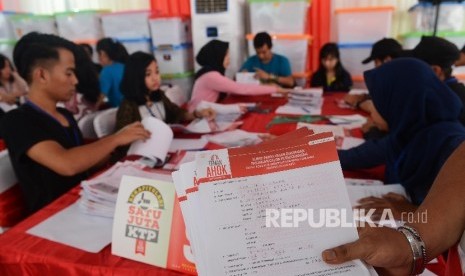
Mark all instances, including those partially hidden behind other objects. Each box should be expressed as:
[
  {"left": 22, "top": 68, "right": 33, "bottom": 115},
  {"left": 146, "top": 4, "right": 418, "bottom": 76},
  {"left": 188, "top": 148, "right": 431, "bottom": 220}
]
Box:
[{"left": 322, "top": 226, "right": 413, "bottom": 276}]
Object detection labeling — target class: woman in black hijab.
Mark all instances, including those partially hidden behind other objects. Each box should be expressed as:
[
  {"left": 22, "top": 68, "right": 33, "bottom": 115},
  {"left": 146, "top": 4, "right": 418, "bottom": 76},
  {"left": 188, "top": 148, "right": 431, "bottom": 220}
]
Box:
[{"left": 189, "top": 40, "right": 286, "bottom": 111}]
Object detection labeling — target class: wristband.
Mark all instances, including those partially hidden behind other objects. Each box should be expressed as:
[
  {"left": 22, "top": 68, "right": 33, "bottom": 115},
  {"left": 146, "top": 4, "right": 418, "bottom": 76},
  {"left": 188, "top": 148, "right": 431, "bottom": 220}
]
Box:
[{"left": 398, "top": 225, "right": 427, "bottom": 275}]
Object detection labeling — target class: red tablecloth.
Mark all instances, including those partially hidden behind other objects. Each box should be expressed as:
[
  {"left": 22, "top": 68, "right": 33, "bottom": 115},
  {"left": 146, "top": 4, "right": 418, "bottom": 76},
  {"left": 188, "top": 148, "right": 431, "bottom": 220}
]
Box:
[{"left": 0, "top": 92, "right": 389, "bottom": 275}]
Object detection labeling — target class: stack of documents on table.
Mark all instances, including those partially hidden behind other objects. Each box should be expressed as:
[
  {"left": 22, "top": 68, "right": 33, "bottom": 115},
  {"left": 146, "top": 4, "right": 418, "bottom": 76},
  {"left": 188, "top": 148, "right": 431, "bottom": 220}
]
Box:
[
  {"left": 79, "top": 161, "right": 172, "bottom": 217},
  {"left": 297, "top": 122, "right": 365, "bottom": 150},
  {"left": 203, "top": 129, "right": 264, "bottom": 148},
  {"left": 328, "top": 114, "right": 367, "bottom": 128},
  {"left": 236, "top": 72, "right": 260, "bottom": 85},
  {"left": 276, "top": 88, "right": 324, "bottom": 115},
  {"left": 171, "top": 101, "right": 246, "bottom": 134},
  {"left": 172, "top": 128, "right": 377, "bottom": 276}
]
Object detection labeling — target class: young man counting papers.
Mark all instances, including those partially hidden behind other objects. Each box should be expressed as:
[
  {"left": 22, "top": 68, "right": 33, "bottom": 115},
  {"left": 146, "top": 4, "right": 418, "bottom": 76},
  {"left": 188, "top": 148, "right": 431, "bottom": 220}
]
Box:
[{"left": 0, "top": 33, "right": 150, "bottom": 214}]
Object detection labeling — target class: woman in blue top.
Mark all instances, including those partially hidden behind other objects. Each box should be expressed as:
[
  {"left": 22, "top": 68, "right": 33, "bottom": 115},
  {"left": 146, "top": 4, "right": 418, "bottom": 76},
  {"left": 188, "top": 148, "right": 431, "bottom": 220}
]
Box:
[
  {"left": 343, "top": 58, "right": 465, "bottom": 219},
  {"left": 97, "top": 38, "right": 129, "bottom": 107}
]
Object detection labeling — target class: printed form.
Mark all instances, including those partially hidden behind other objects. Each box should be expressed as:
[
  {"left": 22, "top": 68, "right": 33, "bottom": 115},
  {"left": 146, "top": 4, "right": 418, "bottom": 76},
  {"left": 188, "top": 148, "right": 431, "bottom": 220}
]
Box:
[{"left": 175, "top": 130, "right": 376, "bottom": 276}]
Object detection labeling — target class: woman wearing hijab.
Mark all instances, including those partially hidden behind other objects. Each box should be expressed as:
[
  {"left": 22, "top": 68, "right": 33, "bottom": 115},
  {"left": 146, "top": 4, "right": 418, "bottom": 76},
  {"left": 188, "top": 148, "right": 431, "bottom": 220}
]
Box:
[
  {"left": 189, "top": 40, "right": 287, "bottom": 111},
  {"left": 339, "top": 58, "right": 465, "bottom": 219}
]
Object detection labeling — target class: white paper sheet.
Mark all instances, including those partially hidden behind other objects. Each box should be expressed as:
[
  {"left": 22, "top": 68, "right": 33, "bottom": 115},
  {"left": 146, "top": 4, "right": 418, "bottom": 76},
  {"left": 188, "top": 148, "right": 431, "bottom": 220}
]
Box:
[
  {"left": 163, "top": 151, "right": 197, "bottom": 170},
  {"left": 349, "top": 89, "right": 369, "bottom": 95},
  {"left": 175, "top": 133, "right": 376, "bottom": 275},
  {"left": 345, "top": 178, "right": 383, "bottom": 186},
  {"left": 204, "top": 129, "right": 263, "bottom": 148},
  {"left": 196, "top": 101, "right": 243, "bottom": 114},
  {"left": 80, "top": 161, "right": 173, "bottom": 217},
  {"left": 236, "top": 72, "right": 260, "bottom": 85},
  {"left": 275, "top": 104, "right": 322, "bottom": 115},
  {"left": 169, "top": 138, "right": 208, "bottom": 152},
  {"left": 297, "top": 123, "right": 348, "bottom": 137},
  {"left": 346, "top": 184, "right": 409, "bottom": 207},
  {"left": 336, "top": 136, "right": 366, "bottom": 150},
  {"left": 328, "top": 115, "right": 367, "bottom": 128},
  {"left": 128, "top": 117, "right": 173, "bottom": 165},
  {"left": 27, "top": 202, "right": 113, "bottom": 253},
  {"left": 171, "top": 117, "right": 243, "bottom": 134},
  {"left": 0, "top": 102, "right": 17, "bottom": 112}
]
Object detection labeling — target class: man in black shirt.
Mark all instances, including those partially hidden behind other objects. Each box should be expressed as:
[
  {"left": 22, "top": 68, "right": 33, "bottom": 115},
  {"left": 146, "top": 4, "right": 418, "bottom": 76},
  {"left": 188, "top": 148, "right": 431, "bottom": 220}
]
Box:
[{"left": 0, "top": 33, "right": 150, "bottom": 214}]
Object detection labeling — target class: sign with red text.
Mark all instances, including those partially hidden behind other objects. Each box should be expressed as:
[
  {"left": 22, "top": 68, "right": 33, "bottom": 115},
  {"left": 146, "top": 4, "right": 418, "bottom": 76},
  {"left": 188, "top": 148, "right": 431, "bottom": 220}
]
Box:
[{"left": 112, "top": 176, "right": 196, "bottom": 274}]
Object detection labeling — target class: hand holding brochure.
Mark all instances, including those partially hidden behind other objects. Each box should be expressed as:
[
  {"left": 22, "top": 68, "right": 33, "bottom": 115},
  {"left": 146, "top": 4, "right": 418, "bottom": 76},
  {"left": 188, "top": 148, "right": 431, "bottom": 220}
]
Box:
[{"left": 173, "top": 129, "right": 377, "bottom": 275}]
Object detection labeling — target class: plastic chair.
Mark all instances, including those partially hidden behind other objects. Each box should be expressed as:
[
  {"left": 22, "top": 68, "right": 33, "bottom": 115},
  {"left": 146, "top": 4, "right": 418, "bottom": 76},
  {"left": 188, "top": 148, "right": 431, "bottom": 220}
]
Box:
[{"left": 93, "top": 108, "right": 118, "bottom": 138}]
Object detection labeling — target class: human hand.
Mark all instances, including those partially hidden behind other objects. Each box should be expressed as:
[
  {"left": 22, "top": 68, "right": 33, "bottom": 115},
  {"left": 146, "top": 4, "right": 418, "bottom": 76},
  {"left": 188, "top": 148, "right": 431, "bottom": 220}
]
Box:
[
  {"left": 276, "top": 87, "right": 290, "bottom": 95},
  {"left": 361, "top": 119, "right": 376, "bottom": 133},
  {"left": 344, "top": 94, "right": 367, "bottom": 107},
  {"left": 197, "top": 108, "right": 216, "bottom": 120},
  {"left": 355, "top": 193, "right": 417, "bottom": 221},
  {"left": 113, "top": 122, "right": 151, "bottom": 146},
  {"left": 322, "top": 226, "right": 413, "bottom": 276},
  {"left": 254, "top": 67, "right": 270, "bottom": 81}
]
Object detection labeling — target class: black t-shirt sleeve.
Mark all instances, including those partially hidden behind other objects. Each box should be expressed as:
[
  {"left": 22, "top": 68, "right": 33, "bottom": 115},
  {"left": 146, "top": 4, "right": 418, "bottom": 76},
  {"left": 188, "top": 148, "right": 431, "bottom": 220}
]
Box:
[{"left": 1, "top": 108, "right": 69, "bottom": 162}]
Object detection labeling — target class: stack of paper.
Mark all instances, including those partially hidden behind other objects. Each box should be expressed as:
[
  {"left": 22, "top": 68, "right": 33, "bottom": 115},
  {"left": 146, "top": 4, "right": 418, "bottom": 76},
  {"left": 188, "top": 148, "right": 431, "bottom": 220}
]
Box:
[
  {"left": 328, "top": 114, "right": 367, "bottom": 128},
  {"left": 128, "top": 117, "right": 173, "bottom": 166},
  {"left": 276, "top": 88, "right": 324, "bottom": 115},
  {"left": 297, "top": 123, "right": 365, "bottom": 150},
  {"left": 172, "top": 128, "right": 376, "bottom": 276},
  {"left": 203, "top": 129, "right": 263, "bottom": 148},
  {"left": 171, "top": 101, "right": 246, "bottom": 134},
  {"left": 236, "top": 72, "right": 260, "bottom": 85},
  {"left": 79, "top": 161, "right": 172, "bottom": 218}
]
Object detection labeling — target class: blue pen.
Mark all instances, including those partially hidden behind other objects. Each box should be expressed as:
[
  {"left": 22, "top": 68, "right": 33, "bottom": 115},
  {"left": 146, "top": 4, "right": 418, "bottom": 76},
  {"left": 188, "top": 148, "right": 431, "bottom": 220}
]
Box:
[{"left": 301, "top": 106, "right": 312, "bottom": 113}]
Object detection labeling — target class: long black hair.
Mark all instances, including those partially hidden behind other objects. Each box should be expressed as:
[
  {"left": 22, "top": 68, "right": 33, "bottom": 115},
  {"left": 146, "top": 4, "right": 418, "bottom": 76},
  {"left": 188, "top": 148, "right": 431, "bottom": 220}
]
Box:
[
  {"left": 194, "top": 39, "right": 229, "bottom": 82},
  {"left": 74, "top": 46, "right": 101, "bottom": 104},
  {"left": 317, "top": 43, "right": 346, "bottom": 78},
  {"left": 0, "top": 54, "right": 14, "bottom": 84},
  {"left": 96, "top": 38, "right": 129, "bottom": 64},
  {"left": 312, "top": 43, "right": 352, "bottom": 91},
  {"left": 120, "top": 51, "right": 160, "bottom": 105}
]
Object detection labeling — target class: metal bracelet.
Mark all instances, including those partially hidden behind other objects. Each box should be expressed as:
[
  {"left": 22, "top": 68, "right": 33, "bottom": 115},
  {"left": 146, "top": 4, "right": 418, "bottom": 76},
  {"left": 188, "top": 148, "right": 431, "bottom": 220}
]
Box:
[{"left": 398, "top": 225, "right": 427, "bottom": 275}]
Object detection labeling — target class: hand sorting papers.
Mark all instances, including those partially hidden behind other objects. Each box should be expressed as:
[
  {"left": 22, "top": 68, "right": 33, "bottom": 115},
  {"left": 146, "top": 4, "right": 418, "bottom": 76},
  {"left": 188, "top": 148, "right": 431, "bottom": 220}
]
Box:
[{"left": 172, "top": 128, "right": 377, "bottom": 276}]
